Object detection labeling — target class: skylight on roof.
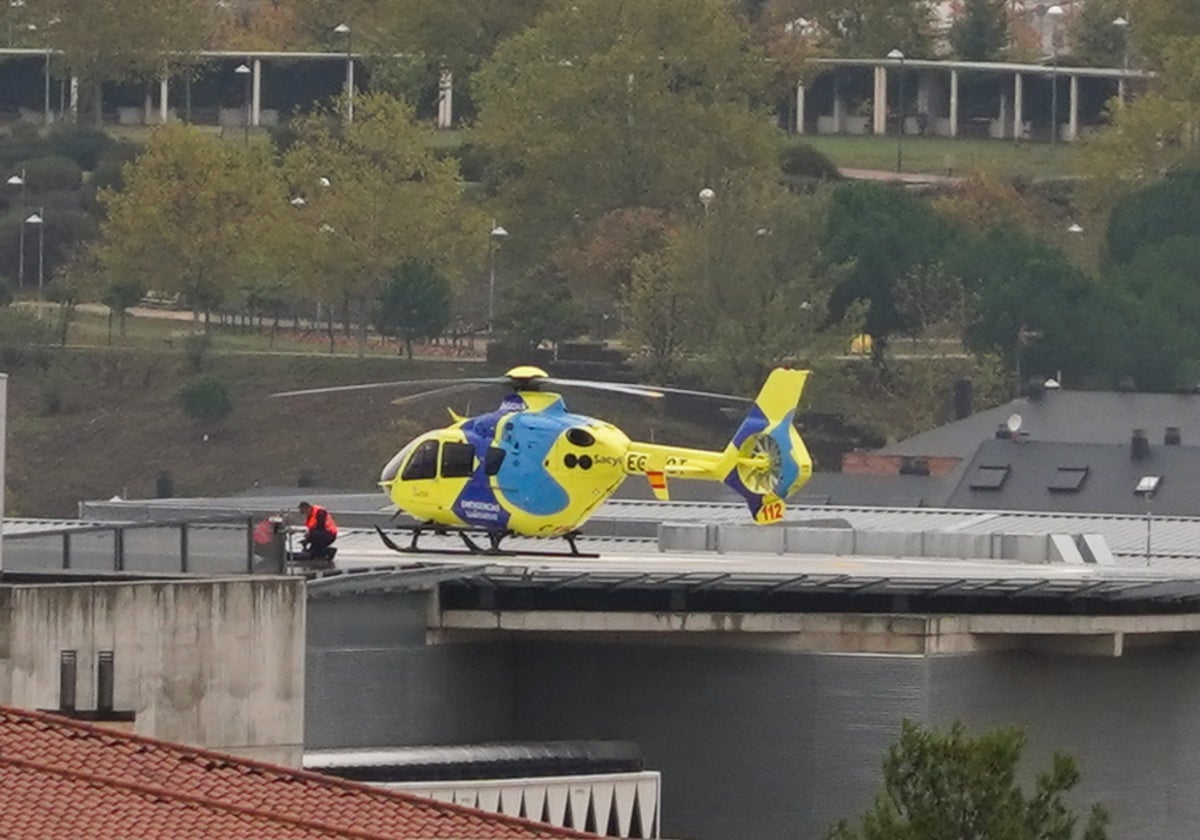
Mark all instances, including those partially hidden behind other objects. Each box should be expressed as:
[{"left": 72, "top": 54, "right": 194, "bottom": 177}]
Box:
[
  {"left": 1049, "top": 466, "right": 1088, "bottom": 492},
  {"left": 1135, "top": 475, "right": 1161, "bottom": 495},
  {"left": 968, "top": 464, "right": 1009, "bottom": 490}
]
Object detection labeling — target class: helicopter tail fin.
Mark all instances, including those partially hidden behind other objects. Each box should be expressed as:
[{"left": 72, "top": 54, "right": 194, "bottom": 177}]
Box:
[{"left": 720, "top": 368, "right": 813, "bottom": 524}]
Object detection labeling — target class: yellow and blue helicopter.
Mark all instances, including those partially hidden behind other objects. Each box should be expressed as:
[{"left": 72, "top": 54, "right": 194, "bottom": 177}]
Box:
[{"left": 276, "top": 365, "right": 812, "bottom": 555}]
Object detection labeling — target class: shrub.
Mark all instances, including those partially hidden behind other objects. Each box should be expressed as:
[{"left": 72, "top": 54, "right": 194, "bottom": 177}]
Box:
[
  {"left": 780, "top": 143, "right": 841, "bottom": 181},
  {"left": 178, "top": 376, "right": 233, "bottom": 426},
  {"left": 23, "top": 155, "right": 83, "bottom": 191},
  {"left": 46, "top": 126, "right": 112, "bottom": 170}
]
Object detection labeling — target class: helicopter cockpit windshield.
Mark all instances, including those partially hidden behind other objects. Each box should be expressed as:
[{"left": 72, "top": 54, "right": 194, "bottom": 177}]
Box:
[{"left": 380, "top": 440, "right": 418, "bottom": 483}]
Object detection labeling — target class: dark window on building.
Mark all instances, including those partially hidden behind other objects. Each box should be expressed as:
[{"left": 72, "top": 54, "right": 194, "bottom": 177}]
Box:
[
  {"left": 899, "top": 456, "right": 930, "bottom": 476},
  {"left": 484, "top": 447, "right": 506, "bottom": 476},
  {"left": 441, "top": 442, "right": 475, "bottom": 478},
  {"left": 968, "top": 464, "right": 1009, "bottom": 490},
  {"left": 401, "top": 440, "right": 439, "bottom": 481},
  {"left": 1049, "top": 466, "right": 1088, "bottom": 492}
]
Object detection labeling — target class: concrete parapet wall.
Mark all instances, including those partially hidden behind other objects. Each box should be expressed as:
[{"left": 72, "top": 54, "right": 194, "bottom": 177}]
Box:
[
  {"left": 659, "top": 523, "right": 1086, "bottom": 566},
  {"left": 0, "top": 577, "right": 305, "bottom": 766}
]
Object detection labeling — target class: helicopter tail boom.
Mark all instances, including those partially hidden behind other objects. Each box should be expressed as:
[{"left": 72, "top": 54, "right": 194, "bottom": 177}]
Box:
[{"left": 623, "top": 368, "right": 812, "bottom": 519}]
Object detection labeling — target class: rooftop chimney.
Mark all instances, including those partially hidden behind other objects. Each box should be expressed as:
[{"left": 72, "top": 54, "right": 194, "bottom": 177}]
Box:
[
  {"left": 59, "top": 650, "right": 77, "bottom": 712},
  {"left": 953, "top": 378, "right": 973, "bottom": 420},
  {"left": 1166, "top": 426, "right": 1182, "bottom": 446},
  {"left": 1131, "top": 428, "right": 1150, "bottom": 460},
  {"left": 97, "top": 651, "right": 114, "bottom": 714}
]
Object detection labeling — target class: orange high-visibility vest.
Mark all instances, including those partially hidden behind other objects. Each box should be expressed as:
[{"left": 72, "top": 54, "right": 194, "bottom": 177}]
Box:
[{"left": 306, "top": 505, "right": 338, "bottom": 536}]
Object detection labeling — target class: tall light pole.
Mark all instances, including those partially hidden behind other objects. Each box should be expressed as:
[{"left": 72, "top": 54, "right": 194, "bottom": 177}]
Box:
[
  {"left": 699, "top": 187, "right": 715, "bottom": 215},
  {"left": 887, "top": 48, "right": 905, "bottom": 172},
  {"left": 7, "top": 169, "right": 24, "bottom": 290},
  {"left": 1047, "top": 5, "right": 1064, "bottom": 146},
  {"left": 1113, "top": 16, "right": 1129, "bottom": 70},
  {"left": 1113, "top": 15, "right": 1130, "bottom": 104},
  {"left": 234, "top": 62, "right": 251, "bottom": 145},
  {"left": 487, "top": 221, "right": 508, "bottom": 332},
  {"left": 25, "top": 208, "right": 42, "bottom": 319},
  {"left": 334, "top": 23, "right": 353, "bottom": 124}
]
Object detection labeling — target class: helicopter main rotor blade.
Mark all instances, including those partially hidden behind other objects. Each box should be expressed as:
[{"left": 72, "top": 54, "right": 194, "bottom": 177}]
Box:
[
  {"left": 272, "top": 377, "right": 507, "bottom": 399},
  {"left": 390, "top": 383, "right": 488, "bottom": 407},
  {"left": 636, "top": 384, "right": 753, "bottom": 402},
  {"left": 545, "top": 378, "right": 665, "bottom": 398}
]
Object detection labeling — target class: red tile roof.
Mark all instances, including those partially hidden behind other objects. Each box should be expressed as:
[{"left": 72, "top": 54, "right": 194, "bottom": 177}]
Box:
[{"left": 0, "top": 706, "right": 599, "bottom": 840}]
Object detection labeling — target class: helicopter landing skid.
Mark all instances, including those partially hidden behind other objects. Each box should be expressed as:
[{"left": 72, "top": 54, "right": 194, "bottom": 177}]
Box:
[{"left": 373, "top": 525, "right": 598, "bottom": 559}]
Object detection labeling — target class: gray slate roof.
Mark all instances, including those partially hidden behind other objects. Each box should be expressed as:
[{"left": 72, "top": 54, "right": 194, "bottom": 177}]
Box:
[
  {"left": 883, "top": 389, "right": 1200, "bottom": 458},
  {"left": 946, "top": 438, "right": 1200, "bottom": 516}
]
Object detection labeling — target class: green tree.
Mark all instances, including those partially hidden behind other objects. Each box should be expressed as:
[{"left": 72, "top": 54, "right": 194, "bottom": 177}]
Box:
[
  {"left": 1067, "top": 0, "right": 1128, "bottom": 67},
  {"left": 1076, "top": 36, "right": 1200, "bottom": 211},
  {"left": 94, "top": 125, "right": 286, "bottom": 330},
  {"left": 1127, "top": 0, "right": 1200, "bottom": 70},
  {"left": 375, "top": 260, "right": 453, "bottom": 359},
  {"left": 281, "top": 93, "right": 485, "bottom": 356},
  {"left": 1105, "top": 169, "right": 1200, "bottom": 264},
  {"left": 803, "top": 0, "right": 935, "bottom": 58},
  {"left": 495, "top": 264, "right": 588, "bottom": 353},
  {"left": 1103, "top": 234, "right": 1200, "bottom": 390},
  {"left": 26, "top": 0, "right": 218, "bottom": 125},
  {"left": 472, "top": 0, "right": 779, "bottom": 253},
  {"left": 102, "top": 276, "right": 145, "bottom": 341},
  {"left": 953, "top": 226, "right": 1112, "bottom": 387},
  {"left": 178, "top": 375, "right": 234, "bottom": 430},
  {"left": 625, "top": 176, "right": 828, "bottom": 389},
  {"left": 827, "top": 720, "right": 1110, "bottom": 840},
  {"left": 949, "top": 0, "right": 1009, "bottom": 61},
  {"left": 822, "top": 182, "right": 958, "bottom": 362}
]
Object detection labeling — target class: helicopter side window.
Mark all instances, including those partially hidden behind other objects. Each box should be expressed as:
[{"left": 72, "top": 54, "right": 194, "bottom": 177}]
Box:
[
  {"left": 484, "top": 447, "right": 506, "bottom": 476},
  {"left": 401, "top": 440, "right": 439, "bottom": 481},
  {"left": 441, "top": 442, "right": 475, "bottom": 478}
]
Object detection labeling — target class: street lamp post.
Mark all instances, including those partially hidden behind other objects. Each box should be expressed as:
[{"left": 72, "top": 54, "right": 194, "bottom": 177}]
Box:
[
  {"left": 234, "top": 62, "right": 251, "bottom": 145},
  {"left": 887, "top": 48, "right": 905, "bottom": 172},
  {"left": 6, "top": 170, "right": 24, "bottom": 290},
  {"left": 1113, "top": 15, "right": 1130, "bottom": 103},
  {"left": 334, "top": 23, "right": 353, "bottom": 124},
  {"left": 24, "top": 208, "right": 42, "bottom": 319},
  {"left": 699, "top": 187, "right": 715, "bottom": 215},
  {"left": 487, "top": 221, "right": 508, "bottom": 331},
  {"left": 1047, "top": 5, "right": 1064, "bottom": 146},
  {"left": 1113, "top": 16, "right": 1129, "bottom": 70}
]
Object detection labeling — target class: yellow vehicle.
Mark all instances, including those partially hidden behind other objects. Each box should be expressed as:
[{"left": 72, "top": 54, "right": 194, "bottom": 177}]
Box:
[{"left": 277, "top": 366, "right": 813, "bottom": 555}]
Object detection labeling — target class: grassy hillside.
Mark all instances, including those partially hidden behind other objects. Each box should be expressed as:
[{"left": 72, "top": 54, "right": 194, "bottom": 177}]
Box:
[{"left": 3, "top": 345, "right": 744, "bottom": 517}]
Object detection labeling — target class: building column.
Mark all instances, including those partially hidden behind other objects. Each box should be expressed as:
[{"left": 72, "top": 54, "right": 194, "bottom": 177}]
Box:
[
  {"left": 949, "top": 69, "right": 958, "bottom": 137},
  {"left": 252, "top": 58, "right": 262, "bottom": 127},
  {"left": 69, "top": 76, "right": 78, "bottom": 122},
  {"left": 437, "top": 69, "right": 453, "bottom": 128},
  {"left": 1068, "top": 74, "right": 1079, "bottom": 141},
  {"left": 143, "top": 89, "right": 152, "bottom": 125},
  {"left": 795, "top": 83, "right": 805, "bottom": 134},
  {"left": 1118, "top": 77, "right": 1126, "bottom": 105},
  {"left": 832, "top": 82, "right": 844, "bottom": 132},
  {"left": 160, "top": 77, "right": 169, "bottom": 124},
  {"left": 873, "top": 65, "right": 887, "bottom": 135},
  {"left": 1013, "top": 72, "right": 1023, "bottom": 140}
]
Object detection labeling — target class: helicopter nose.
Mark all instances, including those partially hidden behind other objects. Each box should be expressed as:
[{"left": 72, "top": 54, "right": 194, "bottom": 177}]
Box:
[{"left": 380, "top": 449, "right": 406, "bottom": 483}]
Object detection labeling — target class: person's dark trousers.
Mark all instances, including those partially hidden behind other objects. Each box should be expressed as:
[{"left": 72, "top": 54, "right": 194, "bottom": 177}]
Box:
[{"left": 303, "top": 530, "right": 336, "bottom": 559}]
